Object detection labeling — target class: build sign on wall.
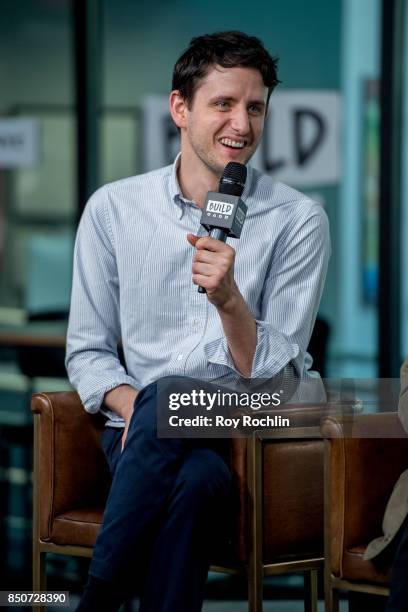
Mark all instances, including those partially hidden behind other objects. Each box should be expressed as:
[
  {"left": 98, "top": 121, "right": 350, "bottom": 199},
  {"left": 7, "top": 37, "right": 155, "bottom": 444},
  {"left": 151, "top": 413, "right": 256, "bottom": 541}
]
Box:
[{"left": 142, "top": 91, "right": 340, "bottom": 187}]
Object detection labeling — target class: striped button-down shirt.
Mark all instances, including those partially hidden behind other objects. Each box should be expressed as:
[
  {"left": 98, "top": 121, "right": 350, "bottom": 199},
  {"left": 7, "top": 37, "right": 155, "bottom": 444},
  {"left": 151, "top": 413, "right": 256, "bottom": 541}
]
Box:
[{"left": 66, "top": 155, "right": 330, "bottom": 426}]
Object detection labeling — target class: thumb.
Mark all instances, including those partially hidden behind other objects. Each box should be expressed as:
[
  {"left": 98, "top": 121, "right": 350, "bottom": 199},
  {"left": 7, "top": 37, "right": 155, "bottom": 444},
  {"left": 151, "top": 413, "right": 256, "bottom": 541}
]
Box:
[
  {"left": 186, "top": 233, "right": 200, "bottom": 247},
  {"left": 121, "top": 427, "right": 127, "bottom": 451}
]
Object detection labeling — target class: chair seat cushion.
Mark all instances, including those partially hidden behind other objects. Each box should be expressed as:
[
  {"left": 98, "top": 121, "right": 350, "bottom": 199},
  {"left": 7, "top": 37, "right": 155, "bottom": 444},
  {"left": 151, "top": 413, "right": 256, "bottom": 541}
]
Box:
[
  {"left": 50, "top": 508, "right": 104, "bottom": 547},
  {"left": 341, "top": 545, "right": 391, "bottom": 585}
]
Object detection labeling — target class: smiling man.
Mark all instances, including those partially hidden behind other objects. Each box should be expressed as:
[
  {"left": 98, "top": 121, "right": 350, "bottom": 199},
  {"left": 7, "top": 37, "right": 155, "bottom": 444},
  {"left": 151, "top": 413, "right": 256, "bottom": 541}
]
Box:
[{"left": 67, "top": 31, "right": 330, "bottom": 612}]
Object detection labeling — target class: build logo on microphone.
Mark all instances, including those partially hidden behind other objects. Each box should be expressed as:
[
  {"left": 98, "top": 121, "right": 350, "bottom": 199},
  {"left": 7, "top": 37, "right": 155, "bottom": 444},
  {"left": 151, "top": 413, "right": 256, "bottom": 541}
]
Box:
[{"left": 206, "top": 200, "right": 233, "bottom": 218}]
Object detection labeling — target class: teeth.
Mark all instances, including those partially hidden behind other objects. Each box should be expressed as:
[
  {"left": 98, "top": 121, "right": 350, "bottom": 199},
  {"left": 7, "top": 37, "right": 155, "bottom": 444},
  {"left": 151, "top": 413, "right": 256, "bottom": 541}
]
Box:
[{"left": 220, "top": 138, "right": 245, "bottom": 149}]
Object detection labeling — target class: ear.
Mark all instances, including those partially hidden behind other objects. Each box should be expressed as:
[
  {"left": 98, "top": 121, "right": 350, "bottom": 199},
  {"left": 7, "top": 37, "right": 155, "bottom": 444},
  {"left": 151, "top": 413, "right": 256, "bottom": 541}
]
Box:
[{"left": 169, "top": 90, "right": 188, "bottom": 129}]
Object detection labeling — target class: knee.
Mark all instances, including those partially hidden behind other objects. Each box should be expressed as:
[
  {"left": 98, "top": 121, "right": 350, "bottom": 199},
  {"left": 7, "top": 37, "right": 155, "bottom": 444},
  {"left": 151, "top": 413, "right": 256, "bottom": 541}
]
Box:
[
  {"left": 135, "top": 381, "right": 158, "bottom": 407},
  {"left": 128, "top": 381, "right": 158, "bottom": 436},
  {"left": 133, "top": 376, "right": 185, "bottom": 423},
  {"left": 125, "top": 380, "right": 185, "bottom": 455}
]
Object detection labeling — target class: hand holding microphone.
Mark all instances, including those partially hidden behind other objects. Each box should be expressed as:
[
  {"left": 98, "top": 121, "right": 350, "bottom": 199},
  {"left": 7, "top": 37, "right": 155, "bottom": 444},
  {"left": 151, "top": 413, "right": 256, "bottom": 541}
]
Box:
[{"left": 187, "top": 162, "right": 248, "bottom": 306}]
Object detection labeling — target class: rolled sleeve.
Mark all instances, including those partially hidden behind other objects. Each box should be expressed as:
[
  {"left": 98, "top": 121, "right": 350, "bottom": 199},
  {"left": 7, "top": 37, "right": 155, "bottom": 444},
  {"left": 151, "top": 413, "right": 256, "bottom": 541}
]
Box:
[
  {"left": 249, "top": 321, "right": 299, "bottom": 377},
  {"left": 73, "top": 369, "right": 138, "bottom": 415},
  {"left": 204, "top": 321, "right": 298, "bottom": 378}
]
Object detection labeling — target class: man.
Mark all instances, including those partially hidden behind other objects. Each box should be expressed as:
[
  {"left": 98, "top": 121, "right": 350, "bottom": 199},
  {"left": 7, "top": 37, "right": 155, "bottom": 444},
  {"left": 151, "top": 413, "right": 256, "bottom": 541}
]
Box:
[{"left": 66, "top": 31, "right": 330, "bottom": 611}]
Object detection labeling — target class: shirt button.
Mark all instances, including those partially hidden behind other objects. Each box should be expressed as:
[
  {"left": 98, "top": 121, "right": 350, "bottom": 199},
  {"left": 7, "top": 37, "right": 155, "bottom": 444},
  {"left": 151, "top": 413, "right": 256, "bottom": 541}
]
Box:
[
  {"left": 177, "top": 354, "right": 183, "bottom": 361},
  {"left": 193, "top": 319, "right": 200, "bottom": 326}
]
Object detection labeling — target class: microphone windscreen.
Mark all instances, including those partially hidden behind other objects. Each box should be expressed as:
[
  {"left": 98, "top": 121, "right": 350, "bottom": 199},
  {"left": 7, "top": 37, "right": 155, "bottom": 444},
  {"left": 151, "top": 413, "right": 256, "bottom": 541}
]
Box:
[{"left": 219, "top": 162, "right": 247, "bottom": 197}]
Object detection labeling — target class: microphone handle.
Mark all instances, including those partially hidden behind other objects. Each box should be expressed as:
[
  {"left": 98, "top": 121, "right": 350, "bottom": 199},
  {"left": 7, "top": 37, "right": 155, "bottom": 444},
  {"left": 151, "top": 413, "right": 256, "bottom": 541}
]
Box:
[{"left": 198, "top": 229, "right": 228, "bottom": 294}]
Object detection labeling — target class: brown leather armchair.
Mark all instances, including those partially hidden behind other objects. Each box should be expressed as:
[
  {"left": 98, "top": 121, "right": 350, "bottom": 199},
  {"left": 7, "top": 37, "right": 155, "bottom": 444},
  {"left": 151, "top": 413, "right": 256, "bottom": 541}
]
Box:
[
  {"left": 321, "top": 412, "right": 408, "bottom": 612},
  {"left": 32, "top": 391, "right": 327, "bottom": 612}
]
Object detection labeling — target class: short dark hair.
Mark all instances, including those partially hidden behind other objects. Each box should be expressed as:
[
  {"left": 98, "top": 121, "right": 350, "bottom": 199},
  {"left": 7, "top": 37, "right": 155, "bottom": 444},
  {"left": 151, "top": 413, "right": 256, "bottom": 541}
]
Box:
[{"left": 172, "top": 31, "right": 280, "bottom": 108}]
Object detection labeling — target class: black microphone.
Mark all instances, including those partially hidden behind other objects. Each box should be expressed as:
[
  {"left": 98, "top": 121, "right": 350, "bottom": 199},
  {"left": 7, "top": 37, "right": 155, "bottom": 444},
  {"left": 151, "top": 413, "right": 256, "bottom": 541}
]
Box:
[{"left": 197, "top": 162, "right": 248, "bottom": 294}]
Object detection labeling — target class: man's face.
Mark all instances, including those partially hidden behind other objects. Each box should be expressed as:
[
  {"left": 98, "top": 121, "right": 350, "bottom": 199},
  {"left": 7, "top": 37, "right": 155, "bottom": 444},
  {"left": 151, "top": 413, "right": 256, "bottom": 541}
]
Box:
[{"left": 180, "top": 65, "right": 268, "bottom": 176}]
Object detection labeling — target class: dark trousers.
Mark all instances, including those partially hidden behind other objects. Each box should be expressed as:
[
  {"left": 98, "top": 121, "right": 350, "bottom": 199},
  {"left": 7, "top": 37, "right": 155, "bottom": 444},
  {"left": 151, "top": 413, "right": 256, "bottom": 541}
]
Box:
[
  {"left": 88, "top": 379, "right": 232, "bottom": 612},
  {"left": 386, "top": 518, "right": 408, "bottom": 611}
]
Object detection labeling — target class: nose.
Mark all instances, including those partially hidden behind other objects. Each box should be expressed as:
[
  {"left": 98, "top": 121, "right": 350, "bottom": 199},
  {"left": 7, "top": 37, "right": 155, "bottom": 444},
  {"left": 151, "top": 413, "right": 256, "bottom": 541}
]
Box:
[{"left": 230, "top": 105, "right": 250, "bottom": 136}]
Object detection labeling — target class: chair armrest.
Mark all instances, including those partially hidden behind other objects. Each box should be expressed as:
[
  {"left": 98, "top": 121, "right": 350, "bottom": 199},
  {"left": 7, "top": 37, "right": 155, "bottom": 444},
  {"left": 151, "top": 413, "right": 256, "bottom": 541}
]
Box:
[
  {"left": 321, "top": 412, "right": 408, "bottom": 577},
  {"left": 32, "top": 391, "right": 111, "bottom": 541}
]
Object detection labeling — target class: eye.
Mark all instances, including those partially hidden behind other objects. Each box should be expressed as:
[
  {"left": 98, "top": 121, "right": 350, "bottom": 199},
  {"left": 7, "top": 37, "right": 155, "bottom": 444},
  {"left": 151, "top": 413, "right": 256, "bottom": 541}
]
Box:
[
  {"left": 248, "top": 104, "right": 263, "bottom": 115},
  {"left": 215, "top": 100, "right": 230, "bottom": 110}
]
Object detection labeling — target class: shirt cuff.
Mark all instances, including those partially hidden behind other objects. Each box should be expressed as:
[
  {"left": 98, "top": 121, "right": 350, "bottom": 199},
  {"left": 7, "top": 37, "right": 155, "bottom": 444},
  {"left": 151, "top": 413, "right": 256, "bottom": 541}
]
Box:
[
  {"left": 204, "top": 320, "right": 299, "bottom": 379},
  {"left": 78, "top": 373, "right": 139, "bottom": 414}
]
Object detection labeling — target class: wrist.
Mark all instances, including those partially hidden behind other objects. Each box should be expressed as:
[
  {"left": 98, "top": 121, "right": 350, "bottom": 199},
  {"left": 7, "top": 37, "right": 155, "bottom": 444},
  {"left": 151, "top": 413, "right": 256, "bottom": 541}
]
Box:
[
  {"left": 121, "top": 403, "right": 134, "bottom": 422},
  {"left": 216, "top": 287, "right": 241, "bottom": 315},
  {"left": 104, "top": 384, "right": 138, "bottom": 420}
]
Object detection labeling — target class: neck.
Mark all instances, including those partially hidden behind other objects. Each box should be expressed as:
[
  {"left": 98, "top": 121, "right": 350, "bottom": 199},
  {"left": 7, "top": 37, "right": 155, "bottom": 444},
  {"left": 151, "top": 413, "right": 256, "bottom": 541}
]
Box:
[{"left": 177, "top": 154, "right": 219, "bottom": 208}]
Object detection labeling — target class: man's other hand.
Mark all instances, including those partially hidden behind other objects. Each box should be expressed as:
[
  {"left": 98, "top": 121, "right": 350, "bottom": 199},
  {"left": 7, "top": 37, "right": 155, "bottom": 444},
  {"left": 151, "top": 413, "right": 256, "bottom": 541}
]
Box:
[
  {"left": 103, "top": 385, "right": 138, "bottom": 451},
  {"left": 121, "top": 408, "right": 134, "bottom": 452}
]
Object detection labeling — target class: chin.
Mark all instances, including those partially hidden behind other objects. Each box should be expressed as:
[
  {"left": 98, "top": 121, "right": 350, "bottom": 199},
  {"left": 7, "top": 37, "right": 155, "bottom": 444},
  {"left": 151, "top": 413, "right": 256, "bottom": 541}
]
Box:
[
  {"left": 227, "top": 146, "right": 253, "bottom": 162},
  {"left": 219, "top": 150, "right": 244, "bottom": 163}
]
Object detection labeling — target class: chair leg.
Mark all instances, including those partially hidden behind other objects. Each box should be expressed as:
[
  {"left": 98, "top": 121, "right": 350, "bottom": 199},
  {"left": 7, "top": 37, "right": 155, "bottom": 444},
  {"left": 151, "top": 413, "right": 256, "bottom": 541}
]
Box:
[
  {"left": 248, "top": 567, "right": 263, "bottom": 612},
  {"left": 32, "top": 545, "right": 46, "bottom": 612},
  {"left": 304, "top": 569, "right": 318, "bottom": 612},
  {"left": 324, "top": 584, "right": 340, "bottom": 612}
]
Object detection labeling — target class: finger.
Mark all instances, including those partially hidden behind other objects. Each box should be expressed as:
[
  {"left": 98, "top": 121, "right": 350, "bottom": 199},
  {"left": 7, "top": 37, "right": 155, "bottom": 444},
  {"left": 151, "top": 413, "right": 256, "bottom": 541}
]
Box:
[
  {"left": 193, "top": 250, "right": 219, "bottom": 265},
  {"left": 192, "top": 274, "right": 217, "bottom": 290},
  {"left": 192, "top": 262, "right": 214, "bottom": 276},
  {"left": 195, "top": 236, "right": 233, "bottom": 252}
]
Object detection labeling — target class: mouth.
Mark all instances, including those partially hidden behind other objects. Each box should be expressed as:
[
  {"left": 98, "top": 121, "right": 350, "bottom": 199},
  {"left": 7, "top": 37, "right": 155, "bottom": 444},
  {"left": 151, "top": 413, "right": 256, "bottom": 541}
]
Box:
[{"left": 218, "top": 137, "right": 247, "bottom": 150}]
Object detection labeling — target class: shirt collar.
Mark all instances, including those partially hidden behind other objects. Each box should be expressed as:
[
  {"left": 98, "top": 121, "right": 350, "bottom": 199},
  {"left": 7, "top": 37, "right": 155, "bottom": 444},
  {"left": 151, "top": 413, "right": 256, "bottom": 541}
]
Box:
[
  {"left": 169, "top": 152, "right": 184, "bottom": 205},
  {"left": 169, "top": 152, "right": 253, "bottom": 212}
]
